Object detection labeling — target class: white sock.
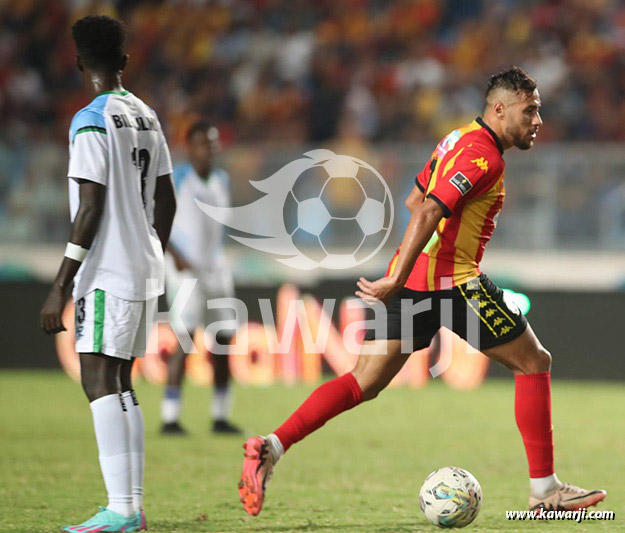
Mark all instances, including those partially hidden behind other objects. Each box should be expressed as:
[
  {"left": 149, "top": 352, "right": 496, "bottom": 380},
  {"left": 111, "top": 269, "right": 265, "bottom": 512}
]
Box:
[
  {"left": 212, "top": 385, "right": 232, "bottom": 421},
  {"left": 266, "top": 433, "right": 284, "bottom": 464},
  {"left": 121, "top": 390, "right": 145, "bottom": 512},
  {"left": 161, "top": 385, "right": 181, "bottom": 424},
  {"left": 90, "top": 394, "right": 133, "bottom": 517},
  {"left": 530, "top": 473, "right": 560, "bottom": 498}
]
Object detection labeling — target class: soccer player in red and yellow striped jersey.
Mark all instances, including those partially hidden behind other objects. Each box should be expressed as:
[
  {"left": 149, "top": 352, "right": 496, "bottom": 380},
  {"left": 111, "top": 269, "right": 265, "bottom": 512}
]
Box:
[
  {"left": 388, "top": 116, "right": 506, "bottom": 291},
  {"left": 238, "top": 67, "right": 606, "bottom": 517}
]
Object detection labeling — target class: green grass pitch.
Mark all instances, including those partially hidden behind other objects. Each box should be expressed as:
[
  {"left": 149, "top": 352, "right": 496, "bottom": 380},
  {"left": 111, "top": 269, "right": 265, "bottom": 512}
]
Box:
[{"left": 0, "top": 371, "right": 623, "bottom": 532}]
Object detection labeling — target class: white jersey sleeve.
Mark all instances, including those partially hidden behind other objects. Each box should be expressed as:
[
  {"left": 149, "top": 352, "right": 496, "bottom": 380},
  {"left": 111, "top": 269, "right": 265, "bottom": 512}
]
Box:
[{"left": 68, "top": 109, "right": 109, "bottom": 185}]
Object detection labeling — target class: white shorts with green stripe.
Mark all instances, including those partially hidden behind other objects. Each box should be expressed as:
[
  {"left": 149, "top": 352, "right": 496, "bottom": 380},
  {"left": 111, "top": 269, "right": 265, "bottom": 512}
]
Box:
[{"left": 74, "top": 289, "right": 157, "bottom": 360}]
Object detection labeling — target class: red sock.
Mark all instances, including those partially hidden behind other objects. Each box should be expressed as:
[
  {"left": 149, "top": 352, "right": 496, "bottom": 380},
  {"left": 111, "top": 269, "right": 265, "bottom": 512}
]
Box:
[
  {"left": 515, "top": 372, "right": 554, "bottom": 478},
  {"left": 274, "top": 372, "right": 363, "bottom": 452}
]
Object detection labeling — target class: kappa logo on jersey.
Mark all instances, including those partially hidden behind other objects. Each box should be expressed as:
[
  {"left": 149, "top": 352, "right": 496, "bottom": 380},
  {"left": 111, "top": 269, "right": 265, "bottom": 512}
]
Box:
[
  {"left": 471, "top": 157, "right": 489, "bottom": 171},
  {"left": 449, "top": 172, "right": 473, "bottom": 196}
]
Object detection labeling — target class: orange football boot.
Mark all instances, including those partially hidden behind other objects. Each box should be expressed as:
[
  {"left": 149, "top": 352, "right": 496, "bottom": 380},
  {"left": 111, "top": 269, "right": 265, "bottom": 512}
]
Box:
[{"left": 238, "top": 436, "right": 275, "bottom": 516}]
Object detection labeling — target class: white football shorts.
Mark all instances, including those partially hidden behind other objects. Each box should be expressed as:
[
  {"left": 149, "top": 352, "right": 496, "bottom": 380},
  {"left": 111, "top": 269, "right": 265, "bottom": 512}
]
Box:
[
  {"left": 74, "top": 289, "right": 157, "bottom": 360},
  {"left": 165, "top": 257, "right": 237, "bottom": 336}
]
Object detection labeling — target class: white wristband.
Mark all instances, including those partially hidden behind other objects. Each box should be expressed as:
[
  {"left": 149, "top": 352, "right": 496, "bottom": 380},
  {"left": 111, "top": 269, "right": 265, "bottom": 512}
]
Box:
[{"left": 64, "top": 242, "right": 89, "bottom": 262}]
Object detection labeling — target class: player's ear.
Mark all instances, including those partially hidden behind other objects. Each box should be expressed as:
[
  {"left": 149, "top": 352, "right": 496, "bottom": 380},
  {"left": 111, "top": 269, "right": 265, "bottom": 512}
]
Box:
[
  {"left": 119, "top": 54, "right": 129, "bottom": 72},
  {"left": 493, "top": 101, "right": 505, "bottom": 119}
]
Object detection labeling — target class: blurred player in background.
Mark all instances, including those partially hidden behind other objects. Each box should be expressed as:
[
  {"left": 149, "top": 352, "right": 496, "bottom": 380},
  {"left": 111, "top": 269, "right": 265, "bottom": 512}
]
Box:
[
  {"left": 40, "top": 15, "right": 176, "bottom": 532},
  {"left": 238, "top": 67, "right": 606, "bottom": 516},
  {"left": 161, "top": 121, "right": 241, "bottom": 435}
]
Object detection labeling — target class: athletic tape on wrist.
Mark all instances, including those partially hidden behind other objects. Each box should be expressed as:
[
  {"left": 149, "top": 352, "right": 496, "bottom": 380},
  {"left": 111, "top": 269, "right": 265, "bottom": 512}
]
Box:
[{"left": 64, "top": 242, "right": 89, "bottom": 262}]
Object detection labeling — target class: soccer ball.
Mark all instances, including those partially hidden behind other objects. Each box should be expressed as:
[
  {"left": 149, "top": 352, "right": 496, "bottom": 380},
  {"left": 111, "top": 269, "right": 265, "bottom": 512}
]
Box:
[
  {"left": 283, "top": 153, "right": 393, "bottom": 269},
  {"left": 419, "top": 466, "right": 482, "bottom": 528}
]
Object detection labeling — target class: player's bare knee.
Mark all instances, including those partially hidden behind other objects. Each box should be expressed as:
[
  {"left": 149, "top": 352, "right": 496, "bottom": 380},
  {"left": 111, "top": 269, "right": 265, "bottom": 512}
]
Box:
[
  {"left": 80, "top": 374, "right": 93, "bottom": 401},
  {"left": 519, "top": 348, "right": 552, "bottom": 374},
  {"left": 119, "top": 359, "right": 134, "bottom": 392},
  {"left": 537, "top": 348, "right": 552, "bottom": 372},
  {"left": 359, "top": 382, "right": 384, "bottom": 402},
  {"left": 80, "top": 363, "right": 101, "bottom": 401},
  {"left": 81, "top": 374, "right": 108, "bottom": 402},
  {"left": 119, "top": 375, "right": 132, "bottom": 393},
  {"left": 80, "top": 355, "right": 122, "bottom": 401},
  {"left": 353, "top": 373, "right": 388, "bottom": 401}
]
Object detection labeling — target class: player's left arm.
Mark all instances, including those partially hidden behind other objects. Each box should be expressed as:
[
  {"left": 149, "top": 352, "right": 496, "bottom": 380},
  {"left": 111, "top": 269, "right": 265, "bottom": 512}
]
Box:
[
  {"left": 152, "top": 120, "right": 176, "bottom": 251},
  {"left": 153, "top": 174, "right": 176, "bottom": 251},
  {"left": 41, "top": 180, "right": 106, "bottom": 334}
]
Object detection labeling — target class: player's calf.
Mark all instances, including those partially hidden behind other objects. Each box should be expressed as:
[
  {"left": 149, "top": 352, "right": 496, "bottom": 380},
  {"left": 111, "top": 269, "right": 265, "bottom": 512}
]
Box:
[
  {"left": 516, "top": 347, "right": 552, "bottom": 375},
  {"left": 351, "top": 340, "right": 408, "bottom": 401},
  {"left": 237, "top": 370, "right": 370, "bottom": 515}
]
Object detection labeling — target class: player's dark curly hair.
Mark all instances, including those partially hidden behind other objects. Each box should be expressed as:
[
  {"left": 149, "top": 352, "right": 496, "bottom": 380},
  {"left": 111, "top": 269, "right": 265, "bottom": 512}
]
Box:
[
  {"left": 485, "top": 66, "right": 537, "bottom": 99},
  {"left": 72, "top": 15, "right": 127, "bottom": 72}
]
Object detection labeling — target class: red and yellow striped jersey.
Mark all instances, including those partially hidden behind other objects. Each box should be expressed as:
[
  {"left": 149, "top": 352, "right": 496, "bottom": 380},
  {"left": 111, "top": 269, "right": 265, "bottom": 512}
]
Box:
[{"left": 388, "top": 117, "right": 506, "bottom": 291}]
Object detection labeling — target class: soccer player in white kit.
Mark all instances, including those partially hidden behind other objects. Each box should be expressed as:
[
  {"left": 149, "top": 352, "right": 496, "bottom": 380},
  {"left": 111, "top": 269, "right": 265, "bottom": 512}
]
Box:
[
  {"left": 40, "top": 16, "right": 176, "bottom": 532},
  {"left": 160, "top": 121, "right": 241, "bottom": 435}
]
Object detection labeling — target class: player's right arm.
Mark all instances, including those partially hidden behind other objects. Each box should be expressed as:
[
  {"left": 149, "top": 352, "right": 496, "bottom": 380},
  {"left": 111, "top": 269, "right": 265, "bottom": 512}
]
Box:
[
  {"left": 356, "top": 155, "right": 442, "bottom": 303},
  {"left": 356, "top": 198, "right": 444, "bottom": 304},
  {"left": 405, "top": 155, "right": 434, "bottom": 213},
  {"left": 41, "top": 109, "right": 109, "bottom": 334},
  {"left": 41, "top": 180, "right": 107, "bottom": 334},
  {"left": 357, "top": 145, "right": 497, "bottom": 304},
  {"left": 405, "top": 185, "right": 424, "bottom": 213}
]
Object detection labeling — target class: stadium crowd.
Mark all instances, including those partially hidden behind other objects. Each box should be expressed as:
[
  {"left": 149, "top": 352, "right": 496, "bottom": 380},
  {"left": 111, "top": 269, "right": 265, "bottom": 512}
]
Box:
[
  {"left": 2, "top": 0, "right": 625, "bottom": 245},
  {"left": 4, "top": 0, "right": 625, "bottom": 145}
]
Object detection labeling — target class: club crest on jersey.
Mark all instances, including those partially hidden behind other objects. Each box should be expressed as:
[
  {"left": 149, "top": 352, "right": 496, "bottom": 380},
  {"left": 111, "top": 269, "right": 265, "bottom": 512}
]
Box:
[
  {"left": 436, "top": 129, "right": 461, "bottom": 158},
  {"left": 449, "top": 172, "right": 473, "bottom": 196}
]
